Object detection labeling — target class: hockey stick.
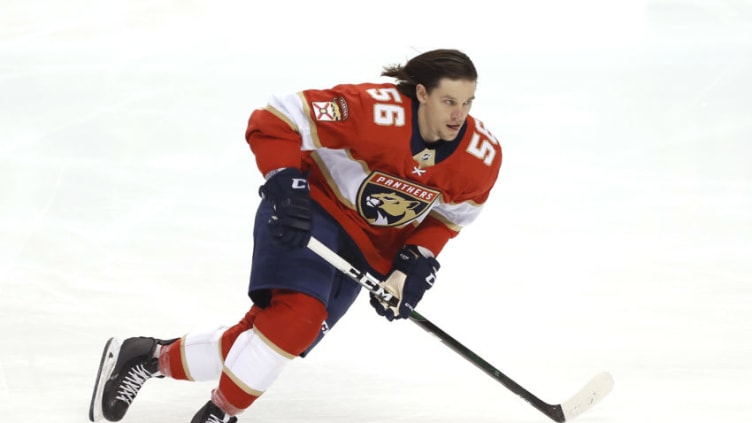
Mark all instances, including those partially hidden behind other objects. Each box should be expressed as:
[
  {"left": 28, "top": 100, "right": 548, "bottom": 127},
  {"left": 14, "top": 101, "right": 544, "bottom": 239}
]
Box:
[{"left": 307, "top": 237, "right": 614, "bottom": 422}]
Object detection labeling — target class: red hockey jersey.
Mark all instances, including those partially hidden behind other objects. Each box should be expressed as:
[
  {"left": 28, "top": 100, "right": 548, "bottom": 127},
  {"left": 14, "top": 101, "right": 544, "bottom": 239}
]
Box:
[{"left": 246, "top": 82, "right": 501, "bottom": 274}]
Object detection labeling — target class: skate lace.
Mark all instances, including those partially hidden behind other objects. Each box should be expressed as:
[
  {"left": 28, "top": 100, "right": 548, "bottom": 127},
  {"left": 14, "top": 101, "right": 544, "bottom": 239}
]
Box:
[
  {"left": 115, "top": 363, "right": 154, "bottom": 404},
  {"left": 206, "top": 414, "right": 226, "bottom": 423}
]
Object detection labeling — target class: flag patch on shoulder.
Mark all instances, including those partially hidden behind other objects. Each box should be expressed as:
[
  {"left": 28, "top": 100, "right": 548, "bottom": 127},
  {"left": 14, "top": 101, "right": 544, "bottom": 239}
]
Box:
[{"left": 312, "top": 97, "right": 349, "bottom": 121}]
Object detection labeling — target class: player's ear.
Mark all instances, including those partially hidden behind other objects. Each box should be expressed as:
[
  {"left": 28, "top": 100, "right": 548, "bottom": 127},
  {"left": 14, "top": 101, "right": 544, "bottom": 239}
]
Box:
[{"left": 416, "top": 84, "right": 428, "bottom": 103}]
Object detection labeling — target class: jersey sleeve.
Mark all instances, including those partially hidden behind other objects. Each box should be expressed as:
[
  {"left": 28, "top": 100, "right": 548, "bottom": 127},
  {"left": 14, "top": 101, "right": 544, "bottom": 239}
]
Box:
[
  {"left": 245, "top": 105, "right": 303, "bottom": 176},
  {"left": 406, "top": 190, "right": 493, "bottom": 257},
  {"left": 404, "top": 214, "right": 457, "bottom": 256},
  {"left": 245, "top": 86, "right": 367, "bottom": 176}
]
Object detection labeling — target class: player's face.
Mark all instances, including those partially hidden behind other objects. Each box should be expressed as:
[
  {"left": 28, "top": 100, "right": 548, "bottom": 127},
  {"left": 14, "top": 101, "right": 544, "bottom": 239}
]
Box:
[{"left": 416, "top": 78, "right": 476, "bottom": 142}]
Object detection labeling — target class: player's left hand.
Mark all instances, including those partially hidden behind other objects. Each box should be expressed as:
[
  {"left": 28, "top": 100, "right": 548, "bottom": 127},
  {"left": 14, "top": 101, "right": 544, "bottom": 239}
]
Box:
[
  {"left": 370, "top": 245, "right": 440, "bottom": 321},
  {"left": 259, "top": 167, "right": 312, "bottom": 248}
]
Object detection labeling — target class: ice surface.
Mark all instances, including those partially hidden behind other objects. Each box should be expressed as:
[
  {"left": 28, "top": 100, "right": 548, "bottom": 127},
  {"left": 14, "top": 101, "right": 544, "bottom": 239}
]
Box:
[{"left": 1, "top": 1, "right": 751, "bottom": 422}]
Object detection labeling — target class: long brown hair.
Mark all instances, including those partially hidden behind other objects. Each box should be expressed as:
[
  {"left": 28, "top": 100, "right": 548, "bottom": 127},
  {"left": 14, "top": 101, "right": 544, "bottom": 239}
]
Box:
[{"left": 381, "top": 49, "right": 478, "bottom": 99}]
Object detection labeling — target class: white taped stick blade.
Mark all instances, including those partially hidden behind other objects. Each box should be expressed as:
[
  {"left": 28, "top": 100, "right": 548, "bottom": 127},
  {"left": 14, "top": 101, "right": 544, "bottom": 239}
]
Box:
[{"left": 561, "top": 372, "right": 614, "bottom": 421}]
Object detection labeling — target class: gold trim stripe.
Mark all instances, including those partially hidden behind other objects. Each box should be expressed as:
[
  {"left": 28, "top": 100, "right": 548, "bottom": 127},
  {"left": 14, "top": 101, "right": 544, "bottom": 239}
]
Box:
[{"left": 179, "top": 335, "right": 195, "bottom": 382}]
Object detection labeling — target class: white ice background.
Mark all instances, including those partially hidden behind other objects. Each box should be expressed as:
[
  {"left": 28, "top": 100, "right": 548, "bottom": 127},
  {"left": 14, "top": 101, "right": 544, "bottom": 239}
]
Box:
[{"left": 1, "top": 0, "right": 751, "bottom": 422}]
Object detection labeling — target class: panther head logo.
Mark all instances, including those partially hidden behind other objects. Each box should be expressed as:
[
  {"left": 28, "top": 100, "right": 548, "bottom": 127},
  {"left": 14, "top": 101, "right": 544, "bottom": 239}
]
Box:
[
  {"left": 357, "top": 171, "right": 440, "bottom": 227},
  {"left": 364, "top": 192, "right": 420, "bottom": 226}
]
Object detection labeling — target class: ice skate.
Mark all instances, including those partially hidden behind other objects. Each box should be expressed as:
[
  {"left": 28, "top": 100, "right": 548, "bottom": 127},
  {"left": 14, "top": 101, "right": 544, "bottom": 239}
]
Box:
[
  {"left": 89, "top": 337, "right": 172, "bottom": 422},
  {"left": 191, "top": 400, "right": 238, "bottom": 423}
]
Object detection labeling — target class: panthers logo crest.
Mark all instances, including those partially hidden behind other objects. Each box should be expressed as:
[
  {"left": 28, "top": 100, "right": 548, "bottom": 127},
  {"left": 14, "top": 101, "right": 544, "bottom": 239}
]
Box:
[{"left": 357, "top": 171, "right": 440, "bottom": 227}]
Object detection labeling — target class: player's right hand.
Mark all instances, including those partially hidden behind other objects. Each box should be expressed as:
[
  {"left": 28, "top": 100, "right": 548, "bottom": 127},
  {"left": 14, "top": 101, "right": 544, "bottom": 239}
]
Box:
[{"left": 259, "top": 167, "right": 312, "bottom": 249}]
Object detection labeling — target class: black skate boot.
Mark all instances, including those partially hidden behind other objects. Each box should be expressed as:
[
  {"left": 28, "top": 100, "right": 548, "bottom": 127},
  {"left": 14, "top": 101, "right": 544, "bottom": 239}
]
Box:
[
  {"left": 191, "top": 400, "right": 238, "bottom": 423},
  {"left": 88, "top": 337, "right": 174, "bottom": 422}
]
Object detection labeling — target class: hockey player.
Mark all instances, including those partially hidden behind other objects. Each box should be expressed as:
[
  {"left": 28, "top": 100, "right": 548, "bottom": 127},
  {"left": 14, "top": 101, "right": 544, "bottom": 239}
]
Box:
[{"left": 89, "top": 49, "right": 502, "bottom": 423}]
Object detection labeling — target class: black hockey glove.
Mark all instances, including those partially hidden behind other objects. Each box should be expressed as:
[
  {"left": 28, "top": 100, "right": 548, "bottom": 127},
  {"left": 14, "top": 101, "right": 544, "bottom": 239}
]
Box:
[
  {"left": 258, "top": 168, "right": 312, "bottom": 249},
  {"left": 370, "top": 245, "right": 440, "bottom": 321}
]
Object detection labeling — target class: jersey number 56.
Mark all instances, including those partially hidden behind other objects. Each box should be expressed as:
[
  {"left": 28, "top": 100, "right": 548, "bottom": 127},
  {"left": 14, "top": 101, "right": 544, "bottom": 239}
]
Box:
[{"left": 366, "top": 87, "right": 498, "bottom": 166}]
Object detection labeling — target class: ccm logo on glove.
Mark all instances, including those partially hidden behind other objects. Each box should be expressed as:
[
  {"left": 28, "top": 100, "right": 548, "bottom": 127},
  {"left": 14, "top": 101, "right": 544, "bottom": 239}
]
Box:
[{"left": 291, "top": 178, "right": 308, "bottom": 190}]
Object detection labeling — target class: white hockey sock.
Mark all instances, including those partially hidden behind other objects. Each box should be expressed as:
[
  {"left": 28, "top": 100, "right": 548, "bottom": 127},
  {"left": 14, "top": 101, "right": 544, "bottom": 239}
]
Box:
[
  {"left": 180, "top": 325, "right": 229, "bottom": 381},
  {"left": 223, "top": 327, "right": 293, "bottom": 395}
]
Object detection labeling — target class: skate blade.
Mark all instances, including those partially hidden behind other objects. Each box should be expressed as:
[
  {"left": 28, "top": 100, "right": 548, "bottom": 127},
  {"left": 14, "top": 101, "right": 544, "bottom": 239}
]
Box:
[{"left": 88, "top": 338, "right": 121, "bottom": 422}]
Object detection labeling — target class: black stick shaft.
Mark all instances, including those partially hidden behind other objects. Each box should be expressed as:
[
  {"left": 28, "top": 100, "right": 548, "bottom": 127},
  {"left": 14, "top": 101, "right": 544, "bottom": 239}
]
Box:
[
  {"left": 408, "top": 311, "right": 566, "bottom": 422},
  {"left": 307, "top": 238, "right": 569, "bottom": 422}
]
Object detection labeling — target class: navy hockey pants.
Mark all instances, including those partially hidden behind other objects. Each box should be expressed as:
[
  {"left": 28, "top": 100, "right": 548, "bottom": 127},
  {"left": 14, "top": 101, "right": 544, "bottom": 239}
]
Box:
[{"left": 248, "top": 198, "right": 377, "bottom": 355}]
